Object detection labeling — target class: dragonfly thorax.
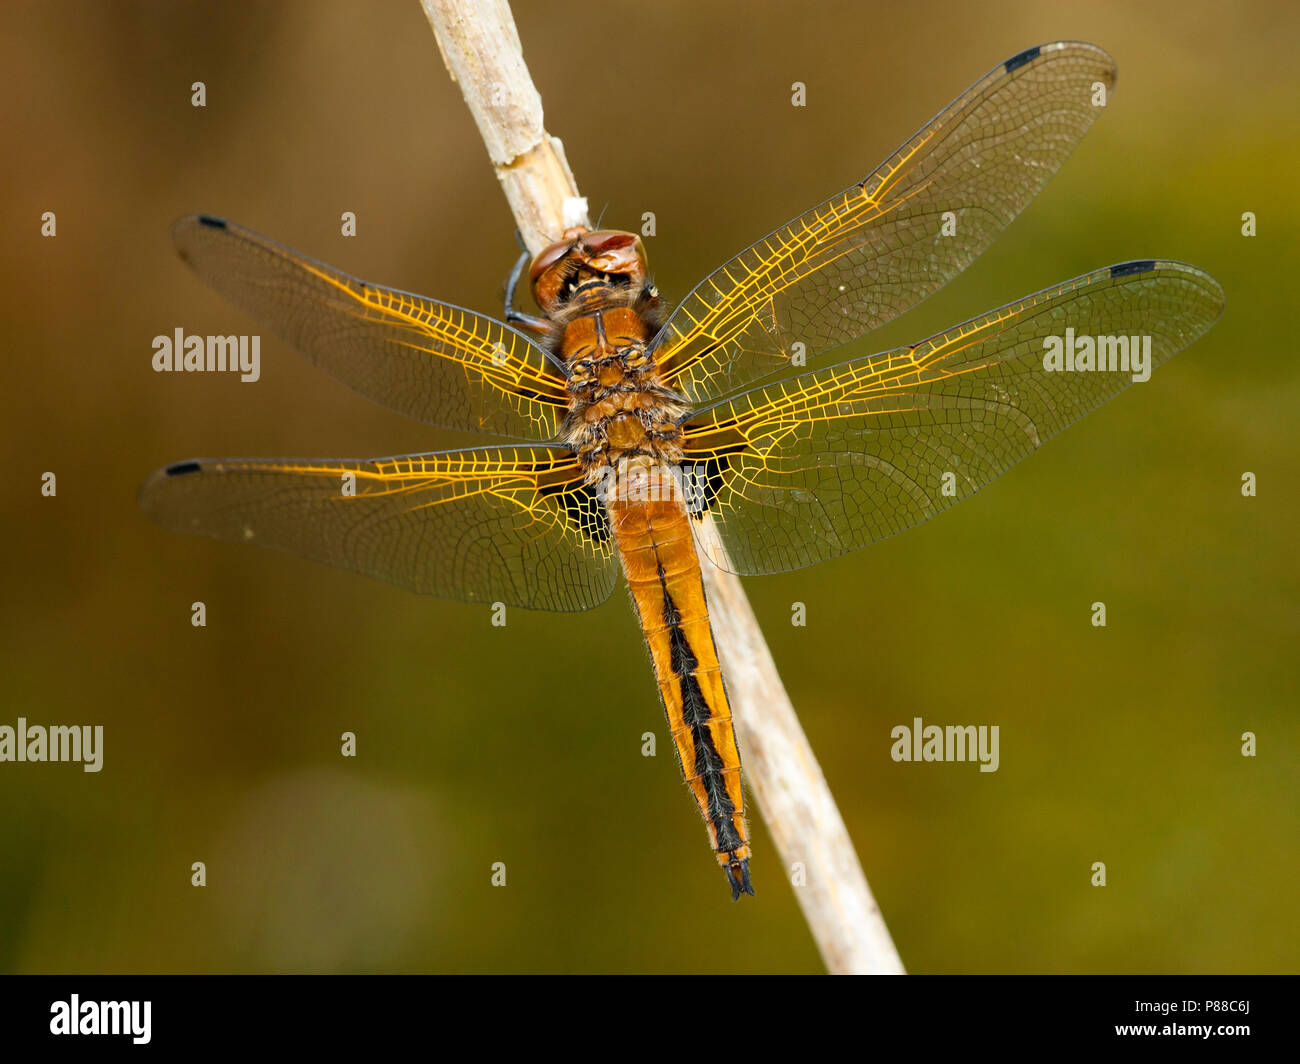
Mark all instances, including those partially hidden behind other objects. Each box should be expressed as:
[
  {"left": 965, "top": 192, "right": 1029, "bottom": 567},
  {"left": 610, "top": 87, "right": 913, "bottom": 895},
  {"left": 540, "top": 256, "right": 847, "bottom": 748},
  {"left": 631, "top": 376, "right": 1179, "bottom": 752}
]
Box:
[{"left": 559, "top": 304, "right": 688, "bottom": 478}]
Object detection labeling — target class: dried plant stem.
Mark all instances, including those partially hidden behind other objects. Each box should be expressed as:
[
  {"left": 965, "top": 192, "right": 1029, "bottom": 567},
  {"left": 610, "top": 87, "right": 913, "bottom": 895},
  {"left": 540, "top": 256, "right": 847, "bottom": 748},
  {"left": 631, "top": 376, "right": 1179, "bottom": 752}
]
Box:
[
  {"left": 421, "top": 0, "right": 589, "bottom": 248},
  {"left": 420, "top": 0, "right": 905, "bottom": 974}
]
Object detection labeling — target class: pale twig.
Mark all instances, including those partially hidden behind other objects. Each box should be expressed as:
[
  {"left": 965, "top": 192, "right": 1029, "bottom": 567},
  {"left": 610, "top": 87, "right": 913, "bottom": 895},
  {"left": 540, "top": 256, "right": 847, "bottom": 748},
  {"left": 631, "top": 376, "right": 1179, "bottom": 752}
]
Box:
[{"left": 419, "top": 0, "right": 905, "bottom": 974}]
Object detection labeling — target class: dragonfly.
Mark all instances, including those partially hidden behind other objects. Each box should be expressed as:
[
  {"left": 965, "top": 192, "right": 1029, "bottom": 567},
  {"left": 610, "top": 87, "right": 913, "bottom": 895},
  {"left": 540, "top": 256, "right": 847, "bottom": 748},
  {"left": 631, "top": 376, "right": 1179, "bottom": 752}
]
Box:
[{"left": 141, "top": 41, "right": 1224, "bottom": 900}]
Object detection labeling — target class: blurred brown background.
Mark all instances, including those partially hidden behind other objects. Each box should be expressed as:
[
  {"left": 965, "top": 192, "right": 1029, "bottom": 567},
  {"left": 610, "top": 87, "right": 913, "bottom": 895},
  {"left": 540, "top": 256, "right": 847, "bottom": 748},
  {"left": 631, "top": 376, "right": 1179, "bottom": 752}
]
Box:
[{"left": 2, "top": 0, "right": 1296, "bottom": 973}]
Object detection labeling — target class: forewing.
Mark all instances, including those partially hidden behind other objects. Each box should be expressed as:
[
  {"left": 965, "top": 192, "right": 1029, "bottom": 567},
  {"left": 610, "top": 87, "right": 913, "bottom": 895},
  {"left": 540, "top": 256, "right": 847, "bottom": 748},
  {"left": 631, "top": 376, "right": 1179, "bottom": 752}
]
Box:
[
  {"left": 173, "top": 215, "right": 569, "bottom": 440},
  {"left": 680, "top": 261, "right": 1224, "bottom": 575},
  {"left": 140, "top": 445, "right": 616, "bottom": 611},
  {"left": 656, "top": 41, "right": 1117, "bottom": 404}
]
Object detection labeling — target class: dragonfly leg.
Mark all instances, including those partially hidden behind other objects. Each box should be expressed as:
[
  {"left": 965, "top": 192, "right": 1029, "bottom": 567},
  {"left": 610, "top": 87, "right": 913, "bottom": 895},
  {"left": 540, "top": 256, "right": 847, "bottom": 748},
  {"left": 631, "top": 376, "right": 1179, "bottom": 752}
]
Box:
[{"left": 503, "top": 241, "right": 551, "bottom": 334}]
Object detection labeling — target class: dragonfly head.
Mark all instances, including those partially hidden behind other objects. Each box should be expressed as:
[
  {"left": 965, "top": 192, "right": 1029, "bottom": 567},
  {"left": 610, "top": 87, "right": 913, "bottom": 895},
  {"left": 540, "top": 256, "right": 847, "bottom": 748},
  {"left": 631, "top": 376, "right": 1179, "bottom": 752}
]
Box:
[{"left": 530, "top": 227, "right": 648, "bottom": 314}]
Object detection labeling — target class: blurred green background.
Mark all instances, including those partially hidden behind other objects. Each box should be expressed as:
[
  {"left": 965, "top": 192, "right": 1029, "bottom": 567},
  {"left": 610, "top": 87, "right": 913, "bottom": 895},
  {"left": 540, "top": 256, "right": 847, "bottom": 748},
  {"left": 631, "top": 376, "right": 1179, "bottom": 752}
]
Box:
[{"left": 2, "top": 0, "right": 1296, "bottom": 973}]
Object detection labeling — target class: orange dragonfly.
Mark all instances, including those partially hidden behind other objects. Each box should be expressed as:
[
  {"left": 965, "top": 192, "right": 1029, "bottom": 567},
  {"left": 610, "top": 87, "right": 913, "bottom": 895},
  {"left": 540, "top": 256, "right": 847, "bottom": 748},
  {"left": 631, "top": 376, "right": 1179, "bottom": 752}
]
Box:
[{"left": 142, "top": 42, "right": 1224, "bottom": 899}]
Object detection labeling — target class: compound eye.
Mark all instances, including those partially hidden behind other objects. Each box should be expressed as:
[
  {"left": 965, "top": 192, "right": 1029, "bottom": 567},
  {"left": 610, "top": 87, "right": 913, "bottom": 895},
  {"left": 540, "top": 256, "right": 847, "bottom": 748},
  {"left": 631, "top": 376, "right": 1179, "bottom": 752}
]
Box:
[
  {"left": 528, "top": 239, "right": 575, "bottom": 283},
  {"left": 582, "top": 230, "right": 637, "bottom": 252}
]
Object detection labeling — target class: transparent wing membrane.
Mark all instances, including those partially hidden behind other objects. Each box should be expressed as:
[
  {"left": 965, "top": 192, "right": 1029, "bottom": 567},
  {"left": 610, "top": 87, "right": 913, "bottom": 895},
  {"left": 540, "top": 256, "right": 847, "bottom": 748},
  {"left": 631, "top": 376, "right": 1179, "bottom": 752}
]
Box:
[
  {"left": 681, "top": 261, "right": 1224, "bottom": 575},
  {"left": 140, "top": 446, "right": 616, "bottom": 611},
  {"left": 655, "top": 41, "right": 1118, "bottom": 404},
  {"left": 173, "top": 215, "right": 569, "bottom": 440}
]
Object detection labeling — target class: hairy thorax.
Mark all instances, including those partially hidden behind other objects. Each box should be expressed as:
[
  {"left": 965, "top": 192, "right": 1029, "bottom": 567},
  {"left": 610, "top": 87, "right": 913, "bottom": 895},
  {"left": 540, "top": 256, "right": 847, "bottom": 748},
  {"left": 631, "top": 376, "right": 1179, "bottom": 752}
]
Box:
[{"left": 555, "top": 289, "right": 687, "bottom": 481}]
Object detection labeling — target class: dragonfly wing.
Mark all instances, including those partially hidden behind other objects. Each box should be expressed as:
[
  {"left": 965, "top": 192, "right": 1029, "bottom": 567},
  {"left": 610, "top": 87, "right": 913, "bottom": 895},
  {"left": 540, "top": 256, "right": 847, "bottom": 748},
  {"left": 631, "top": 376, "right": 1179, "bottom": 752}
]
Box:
[
  {"left": 680, "top": 261, "right": 1224, "bottom": 575},
  {"left": 656, "top": 41, "right": 1117, "bottom": 404},
  {"left": 140, "top": 445, "right": 616, "bottom": 611},
  {"left": 173, "top": 215, "right": 569, "bottom": 440}
]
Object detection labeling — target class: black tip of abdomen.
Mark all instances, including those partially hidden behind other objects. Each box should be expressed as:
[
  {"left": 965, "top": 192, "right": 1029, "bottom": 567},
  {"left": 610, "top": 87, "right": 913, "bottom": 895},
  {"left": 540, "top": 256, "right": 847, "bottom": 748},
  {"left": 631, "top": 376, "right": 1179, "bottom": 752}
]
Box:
[{"left": 725, "top": 858, "right": 755, "bottom": 901}]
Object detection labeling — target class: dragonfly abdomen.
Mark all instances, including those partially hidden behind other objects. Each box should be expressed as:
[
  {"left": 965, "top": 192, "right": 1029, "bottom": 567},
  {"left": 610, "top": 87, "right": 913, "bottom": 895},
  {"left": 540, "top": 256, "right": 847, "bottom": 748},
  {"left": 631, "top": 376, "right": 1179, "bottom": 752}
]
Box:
[{"left": 607, "top": 459, "right": 754, "bottom": 900}]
